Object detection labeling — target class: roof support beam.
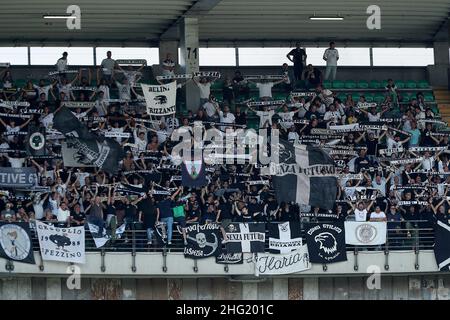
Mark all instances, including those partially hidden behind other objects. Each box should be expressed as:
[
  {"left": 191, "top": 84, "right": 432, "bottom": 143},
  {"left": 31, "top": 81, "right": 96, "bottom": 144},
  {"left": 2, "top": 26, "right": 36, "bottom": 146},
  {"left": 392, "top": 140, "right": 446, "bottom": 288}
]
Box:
[{"left": 160, "top": 0, "right": 223, "bottom": 40}]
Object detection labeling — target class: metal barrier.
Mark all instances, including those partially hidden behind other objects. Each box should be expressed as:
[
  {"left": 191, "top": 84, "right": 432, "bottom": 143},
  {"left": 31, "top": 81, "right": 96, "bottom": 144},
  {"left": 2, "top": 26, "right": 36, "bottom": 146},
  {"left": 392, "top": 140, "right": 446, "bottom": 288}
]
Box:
[{"left": 29, "top": 220, "right": 435, "bottom": 253}]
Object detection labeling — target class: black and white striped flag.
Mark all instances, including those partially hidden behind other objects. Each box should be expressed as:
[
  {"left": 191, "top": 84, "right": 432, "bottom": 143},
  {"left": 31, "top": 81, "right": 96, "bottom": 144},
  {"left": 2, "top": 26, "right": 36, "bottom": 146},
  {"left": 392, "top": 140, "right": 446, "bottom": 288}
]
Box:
[
  {"left": 272, "top": 140, "right": 337, "bottom": 210},
  {"left": 268, "top": 222, "right": 303, "bottom": 254},
  {"left": 434, "top": 220, "right": 450, "bottom": 271},
  {"left": 225, "top": 223, "right": 265, "bottom": 253}
]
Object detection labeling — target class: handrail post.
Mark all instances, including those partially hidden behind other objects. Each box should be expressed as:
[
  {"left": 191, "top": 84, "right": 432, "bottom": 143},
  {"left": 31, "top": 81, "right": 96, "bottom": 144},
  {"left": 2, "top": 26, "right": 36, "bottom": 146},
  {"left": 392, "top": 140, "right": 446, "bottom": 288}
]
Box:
[{"left": 131, "top": 222, "right": 137, "bottom": 272}]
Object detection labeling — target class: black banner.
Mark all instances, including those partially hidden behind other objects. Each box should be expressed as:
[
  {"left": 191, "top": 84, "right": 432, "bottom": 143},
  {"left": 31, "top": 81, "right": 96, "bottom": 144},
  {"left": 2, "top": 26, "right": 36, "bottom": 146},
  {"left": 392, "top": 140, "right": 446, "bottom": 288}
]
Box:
[
  {"left": 0, "top": 222, "right": 35, "bottom": 264},
  {"left": 53, "top": 106, "right": 124, "bottom": 174},
  {"left": 305, "top": 222, "right": 347, "bottom": 264},
  {"left": 184, "top": 223, "right": 222, "bottom": 259}
]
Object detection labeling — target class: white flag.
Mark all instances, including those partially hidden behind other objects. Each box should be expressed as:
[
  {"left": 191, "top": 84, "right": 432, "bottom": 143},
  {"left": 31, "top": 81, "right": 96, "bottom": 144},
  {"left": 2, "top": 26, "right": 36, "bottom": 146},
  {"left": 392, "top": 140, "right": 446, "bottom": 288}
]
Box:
[
  {"left": 141, "top": 82, "right": 177, "bottom": 116},
  {"left": 35, "top": 220, "right": 85, "bottom": 264},
  {"left": 344, "top": 221, "right": 387, "bottom": 246}
]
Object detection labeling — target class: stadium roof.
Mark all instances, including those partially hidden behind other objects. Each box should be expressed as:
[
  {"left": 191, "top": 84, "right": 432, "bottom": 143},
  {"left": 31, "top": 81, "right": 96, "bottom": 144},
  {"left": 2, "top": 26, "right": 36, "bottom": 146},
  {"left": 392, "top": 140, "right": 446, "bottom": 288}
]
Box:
[{"left": 0, "top": 0, "right": 449, "bottom": 47}]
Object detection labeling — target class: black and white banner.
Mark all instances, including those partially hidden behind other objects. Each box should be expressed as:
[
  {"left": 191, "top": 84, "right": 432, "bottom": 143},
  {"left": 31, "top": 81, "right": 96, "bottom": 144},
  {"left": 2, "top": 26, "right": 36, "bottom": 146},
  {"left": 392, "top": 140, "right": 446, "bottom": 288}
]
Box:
[
  {"left": 184, "top": 223, "right": 222, "bottom": 259},
  {"left": 0, "top": 167, "right": 37, "bottom": 188},
  {"left": 434, "top": 220, "right": 450, "bottom": 271},
  {"left": 225, "top": 223, "right": 265, "bottom": 253},
  {"left": 35, "top": 221, "right": 85, "bottom": 264},
  {"left": 88, "top": 223, "right": 126, "bottom": 248},
  {"left": 305, "top": 222, "right": 347, "bottom": 264},
  {"left": 344, "top": 222, "right": 387, "bottom": 246},
  {"left": 272, "top": 140, "right": 337, "bottom": 210},
  {"left": 215, "top": 252, "right": 243, "bottom": 264},
  {"left": 0, "top": 222, "right": 35, "bottom": 264},
  {"left": 268, "top": 222, "right": 302, "bottom": 254},
  {"left": 254, "top": 245, "right": 310, "bottom": 276},
  {"left": 141, "top": 82, "right": 177, "bottom": 115}
]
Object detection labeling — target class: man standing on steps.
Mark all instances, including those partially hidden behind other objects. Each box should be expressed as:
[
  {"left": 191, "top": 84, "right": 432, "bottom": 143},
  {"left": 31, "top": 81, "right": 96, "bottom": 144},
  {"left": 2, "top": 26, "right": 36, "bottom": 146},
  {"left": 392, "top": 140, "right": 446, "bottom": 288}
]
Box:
[
  {"left": 286, "top": 42, "right": 307, "bottom": 82},
  {"left": 323, "top": 42, "right": 339, "bottom": 81}
]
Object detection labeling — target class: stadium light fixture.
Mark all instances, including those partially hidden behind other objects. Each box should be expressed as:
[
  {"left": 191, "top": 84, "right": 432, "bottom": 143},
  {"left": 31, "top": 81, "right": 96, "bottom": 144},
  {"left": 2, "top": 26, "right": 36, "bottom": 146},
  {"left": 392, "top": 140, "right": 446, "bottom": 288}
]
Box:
[
  {"left": 309, "top": 16, "right": 344, "bottom": 21},
  {"left": 43, "top": 14, "right": 76, "bottom": 19}
]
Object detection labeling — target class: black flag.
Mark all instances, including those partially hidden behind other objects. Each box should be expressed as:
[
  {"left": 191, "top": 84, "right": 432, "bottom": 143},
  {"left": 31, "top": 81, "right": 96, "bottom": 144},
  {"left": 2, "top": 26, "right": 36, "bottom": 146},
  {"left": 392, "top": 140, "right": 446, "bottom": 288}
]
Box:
[
  {"left": 53, "top": 106, "right": 124, "bottom": 174},
  {"left": 26, "top": 125, "right": 46, "bottom": 156},
  {"left": 305, "top": 222, "right": 347, "bottom": 264},
  {"left": 0, "top": 222, "right": 35, "bottom": 264},
  {"left": 434, "top": 220, "right": 450, "bottom": 271},
  {"left": 184, "top": 223, "right": 221, "bottom": 259},
  {"left": 181, "top": 160, "right": 207, "bottom": 188}
]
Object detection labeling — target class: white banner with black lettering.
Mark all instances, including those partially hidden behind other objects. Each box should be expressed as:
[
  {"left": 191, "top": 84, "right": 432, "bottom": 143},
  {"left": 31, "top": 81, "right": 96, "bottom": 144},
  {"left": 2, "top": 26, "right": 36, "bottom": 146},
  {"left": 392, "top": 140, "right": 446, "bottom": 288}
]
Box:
[
  {"left": 141, "top": 82, "right": 176, "bottom": 116},
  {"left": 254, "top": 245, "right": 311, "bottom": 276},
  {"left": 35, "top": 221, "right": 85, "bottom": 264},
  {"left": 344, "top": 221, "right": 387, "bottom": 246}
]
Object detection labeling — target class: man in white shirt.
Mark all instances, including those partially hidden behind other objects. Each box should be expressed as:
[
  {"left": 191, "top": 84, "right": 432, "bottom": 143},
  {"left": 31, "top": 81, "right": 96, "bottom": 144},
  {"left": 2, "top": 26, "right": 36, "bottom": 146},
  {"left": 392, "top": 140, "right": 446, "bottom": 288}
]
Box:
[
  {"left": 248, "top": 104, "right": 276, "bottom": 128},
  {"left": 194, "top": 76, "right": 213, "bottom": 106},
  {"left": 99, "top": 51, "right": 122, "bottom": 85},
  {"left": 0, "top": 118, "right": 32, "bottom": 142},
  {"left": 278, "top": 104, "right": 299, "bottom": 130},
  {"left": 420, "top": 152, "right": 435, "bottom": 171},
  {"left": 56, "top": 52, "right": 68, "bottom": 72},
  {"left": 34, "top": 79, "right": 56, "bottom": 101},
  {"left": 202, "top": 95, "right": 219, "bottom": 121},
  {"left": 372, "top": 174, "right": 387, "bottom": 197},
  {"left": 323, "top": 42, "right": 339, "bottom": 80},
  {"left": 57, "top": 202, "right": 71, "bottom": 225},
  {"left": 6, "top": 152, "right": 25, "bottom": 168},
  {"left": 252, "top": 78, "right": 286, "bottom": 99},
  {"left": 370, "top": 206, "right": 387, "bottom": 221},
  {"left": 323, "top": 104, "right": 342, "bottom": 125},
  {"left": 217, "top": 105, "right": 236, "bottom": 131}
]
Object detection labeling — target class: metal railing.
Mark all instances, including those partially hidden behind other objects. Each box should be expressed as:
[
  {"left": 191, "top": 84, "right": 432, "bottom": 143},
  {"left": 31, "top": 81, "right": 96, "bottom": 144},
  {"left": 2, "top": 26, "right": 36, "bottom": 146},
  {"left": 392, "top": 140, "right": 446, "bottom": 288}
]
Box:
[{"left": 28, "top": 220, "right": 435, "bottom": 254}]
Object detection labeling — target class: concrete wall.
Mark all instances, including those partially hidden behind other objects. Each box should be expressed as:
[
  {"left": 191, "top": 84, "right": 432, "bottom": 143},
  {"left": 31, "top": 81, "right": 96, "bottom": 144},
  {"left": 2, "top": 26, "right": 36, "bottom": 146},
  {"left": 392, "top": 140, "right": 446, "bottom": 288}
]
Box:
[{"left": 0, "top": 275, "right": 449, "bottom": 300}]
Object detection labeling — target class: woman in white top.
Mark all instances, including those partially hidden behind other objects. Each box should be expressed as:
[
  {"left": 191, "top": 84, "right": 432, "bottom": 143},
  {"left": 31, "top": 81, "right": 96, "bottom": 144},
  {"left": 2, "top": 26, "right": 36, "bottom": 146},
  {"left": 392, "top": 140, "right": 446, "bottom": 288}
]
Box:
[{"left": 370, "top": 206, "right": 387, "bottom": 222}]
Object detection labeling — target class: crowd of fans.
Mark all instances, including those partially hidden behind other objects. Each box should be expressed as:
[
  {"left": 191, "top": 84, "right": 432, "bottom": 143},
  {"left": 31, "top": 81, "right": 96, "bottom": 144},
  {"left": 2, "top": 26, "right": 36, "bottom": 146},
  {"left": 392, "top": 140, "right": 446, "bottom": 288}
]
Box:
[{"left": 0, "top": 46, "right": 447, "bottom": 249}]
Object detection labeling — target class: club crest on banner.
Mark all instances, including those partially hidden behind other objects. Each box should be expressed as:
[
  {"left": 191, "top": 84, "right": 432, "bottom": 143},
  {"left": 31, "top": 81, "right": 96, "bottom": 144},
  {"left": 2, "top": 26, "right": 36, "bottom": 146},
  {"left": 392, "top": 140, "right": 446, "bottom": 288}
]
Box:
[
  {"left": 29, "top": 132, "right": 45, "bottom": 150},
  {"left": 355, "top": 223, "right": 377, "bottom": 244},
  {"left": 0, "top": 223, "right": 34, "bottom": 264}
]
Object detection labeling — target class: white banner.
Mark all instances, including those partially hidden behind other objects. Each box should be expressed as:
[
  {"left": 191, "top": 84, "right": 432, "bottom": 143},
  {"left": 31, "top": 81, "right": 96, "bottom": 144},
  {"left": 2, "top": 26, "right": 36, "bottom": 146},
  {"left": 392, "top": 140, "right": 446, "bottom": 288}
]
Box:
[
  {"left": 255, "top": 245, "right": 311, "bottom": 276},
  {"left": 35, "top": 221, "right": 85, "bottom": 264},
  {"left": 344, "top": 221, "right": 387, "bottom": 246},
  {"left": 141, "top": 82, "right": 177, "bottom": 116}
]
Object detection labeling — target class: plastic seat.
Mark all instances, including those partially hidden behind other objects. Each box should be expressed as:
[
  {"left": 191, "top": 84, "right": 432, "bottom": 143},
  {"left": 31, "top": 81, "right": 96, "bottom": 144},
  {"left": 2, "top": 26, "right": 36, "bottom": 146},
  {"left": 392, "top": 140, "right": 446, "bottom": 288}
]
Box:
[
  {"left": 352, "top": 92, "right": 361, "bottom": 101},
  {"left": 402, "top": 94, "right": 411, "bottom": 103},
  {"left": 406, "top": 80, "right": 417, "bottom": 89},
  {"left": 369, "top": 80, "right": 381, "bottom": 89},
  {"left": 273, "top": 93, "right": 287, "bottom": 101},
  {"left": 365, "top": 94, "right": 374, "bottom": 102},
  {"left": 322, "top": 80, "right": 332, "bottom": 88},
  {"left": 424, "top": 93, "right": 435, "bottom": 102},
  {"left": 395, "top": 80, "right": 405, "bottom": 89},
  {"left": 357, "top": 80, "right": 369, "bottom": 89},
  {"left": 211, "top": 80, "right": 223, "bottom": 90},
  {"left": 373, "top": 94, "right": 385, "bottom": 104},
  {"left": 381, "top": 80, "right": 388, "bottom": 88},
  {"left": 345, "top": 80, "right": 357, "bottom": 89},
  {"left": 418, "top": 80, "right": 430, "bottom": 89},
  {"left": 332, "top": 80, "right": 345, "bottom": 89},
  {"left": 337, "top": 94, "right": 347, "bottom": 102}
]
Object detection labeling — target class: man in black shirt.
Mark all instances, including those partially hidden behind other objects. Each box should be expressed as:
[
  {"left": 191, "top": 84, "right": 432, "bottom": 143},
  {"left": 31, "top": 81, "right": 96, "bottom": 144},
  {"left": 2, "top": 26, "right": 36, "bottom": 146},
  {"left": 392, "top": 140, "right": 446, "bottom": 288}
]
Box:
[
  {"left": 138, "top": 195, "right": 156, "bottom": 244},
  {"left": 286, "top": 43, "right": 307, "bottom": 81}
]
